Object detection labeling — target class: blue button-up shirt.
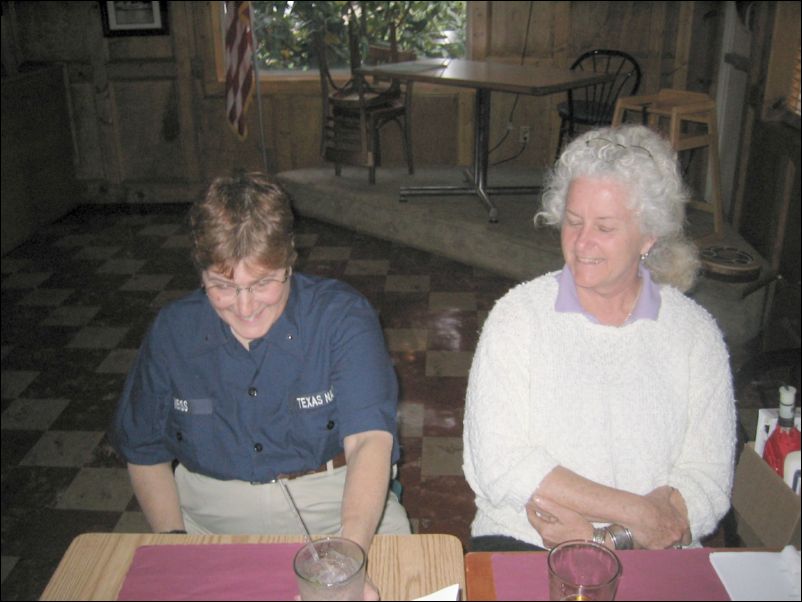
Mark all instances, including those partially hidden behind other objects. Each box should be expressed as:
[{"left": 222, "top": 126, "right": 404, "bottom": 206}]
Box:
[{"left": 110, "top": 272, "right": 400, "bottom": 482}]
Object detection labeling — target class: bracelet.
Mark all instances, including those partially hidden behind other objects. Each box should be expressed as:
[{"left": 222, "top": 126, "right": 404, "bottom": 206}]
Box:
[
  {"left": 161, "top": 529, "right": 187, "bottom": 534},
  {"left": 605, "top": 524, "right": 634, "bottom": 550},
  {"left": 591, "top": 526, "right": 607, "bottom": 545}
]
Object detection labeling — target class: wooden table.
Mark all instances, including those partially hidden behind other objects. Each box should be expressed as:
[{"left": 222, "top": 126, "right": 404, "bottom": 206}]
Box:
[
  {"left": 358, "top": 58, "right": 613, "bottom": 222},
  {"left": 40, "top": 532, "right": 466, "bottom": 600},
  {"left": 464, "top": 548, "right": 776, "bottom": 601},
  {"left": 465, "top": 551, "right": 499, "bottom": 600}
]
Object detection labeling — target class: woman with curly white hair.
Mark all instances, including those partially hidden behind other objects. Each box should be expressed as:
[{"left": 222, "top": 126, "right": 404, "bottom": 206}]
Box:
[{"left": 463, "top": 125, "right": 736, "bottom": 552}]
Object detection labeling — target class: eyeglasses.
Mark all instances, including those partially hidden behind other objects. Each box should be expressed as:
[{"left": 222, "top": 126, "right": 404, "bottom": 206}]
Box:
[
  {"left": 203, "top": 267, "right": 291, "bottom": 301},
  {"left": 586, "top": 137, "right": 654, "bottom": 160}
]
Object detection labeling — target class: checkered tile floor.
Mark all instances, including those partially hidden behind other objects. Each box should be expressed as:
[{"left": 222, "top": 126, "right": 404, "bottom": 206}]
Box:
[{"left": 1, "top": 204, "right": 515, "bottom": 600}]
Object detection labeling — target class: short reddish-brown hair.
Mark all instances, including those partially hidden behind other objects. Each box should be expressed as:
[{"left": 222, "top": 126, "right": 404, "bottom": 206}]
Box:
[{"left": 190, "top": 172, "right": 297, "bottom": 276}]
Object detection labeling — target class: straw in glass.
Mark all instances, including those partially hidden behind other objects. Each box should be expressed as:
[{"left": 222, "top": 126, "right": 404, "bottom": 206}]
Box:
[{"left": 278, "top": 477, "right": 320, "bottom": 561}]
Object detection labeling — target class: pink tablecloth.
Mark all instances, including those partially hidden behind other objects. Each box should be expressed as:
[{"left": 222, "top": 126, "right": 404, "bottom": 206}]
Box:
[
  {"left": 491, "top": 547, "right": 730, "bottom": 601},
  {"left": 117, "top": 543, "right": 304, "bottom": 601}
]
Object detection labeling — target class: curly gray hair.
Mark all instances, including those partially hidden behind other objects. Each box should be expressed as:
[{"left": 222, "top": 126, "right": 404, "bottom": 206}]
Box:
[{"left": 537, "top": 125, "right": 700, "bottom": 292}]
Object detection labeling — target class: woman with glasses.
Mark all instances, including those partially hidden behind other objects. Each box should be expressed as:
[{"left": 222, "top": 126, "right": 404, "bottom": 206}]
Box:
[
  {"left": 111, "top": 172, "right": 408, "bottom": 600},
  {"left": 463, "top": 125, "right": 735, "bottom": 552}
]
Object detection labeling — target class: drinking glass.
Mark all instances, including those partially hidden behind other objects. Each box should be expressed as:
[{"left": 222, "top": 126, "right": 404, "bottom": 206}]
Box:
[
  {"left": 293, "top": 537, "right": 366, "bottom": 601},
  {"left": 547, "top": 540, "right": 622, "bottom": 601}
]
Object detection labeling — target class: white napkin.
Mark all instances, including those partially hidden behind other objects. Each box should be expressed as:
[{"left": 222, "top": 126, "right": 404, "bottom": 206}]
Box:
[
  {"left": 709, "top": 546, "right": 801, "bottom": 601},
  {"left": 413, "top": 583, "right": 460, "bottom": 601}
]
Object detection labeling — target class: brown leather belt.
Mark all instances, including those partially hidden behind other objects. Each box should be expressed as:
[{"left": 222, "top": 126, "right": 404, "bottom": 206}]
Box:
[{"left": 275, "top": 451, "right": 347, "bottom": 481}]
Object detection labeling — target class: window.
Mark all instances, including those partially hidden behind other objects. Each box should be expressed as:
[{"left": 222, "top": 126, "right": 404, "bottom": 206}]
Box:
[{"left": 250, "top": 1, "right": 466, "bottom": 73}]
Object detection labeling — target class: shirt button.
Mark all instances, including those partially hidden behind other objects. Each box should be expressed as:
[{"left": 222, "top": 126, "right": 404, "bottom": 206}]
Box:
[
  {"left": 287, "top": 334, "right": 294, "bottom": 340},
  {"left": 326, "top": 420, "right": 335, "bottom": 430},
  {"left": 248, "top": 387, "right": 258, "bottom": 397},
  {"left": 176, "top": 431, "right": 183, "bottom": 441},
  {"left": 254, "top": 443, "right": 263, "bottom": 452}
]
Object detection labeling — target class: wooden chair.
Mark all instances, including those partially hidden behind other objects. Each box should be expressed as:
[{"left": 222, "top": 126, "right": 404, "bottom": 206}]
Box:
[
  {"left": 612, "top": 89, "right": 725, "bottom": 241},
  {"left": 316, "top": 22, "right": 414, "bottom": 184},
  {"left": 555, "top": 49, "right": 641, "bottom": 160}
]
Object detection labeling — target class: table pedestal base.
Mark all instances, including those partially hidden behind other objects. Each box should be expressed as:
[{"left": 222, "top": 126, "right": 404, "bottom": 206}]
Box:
[{"left": 399, "top": 184, "right": 541, "bottom": 223}]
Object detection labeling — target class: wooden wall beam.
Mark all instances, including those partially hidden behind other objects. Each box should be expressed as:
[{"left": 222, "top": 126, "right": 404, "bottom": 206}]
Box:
[{"left": 673, "top": 2, "right": 694, "bottom": 90}]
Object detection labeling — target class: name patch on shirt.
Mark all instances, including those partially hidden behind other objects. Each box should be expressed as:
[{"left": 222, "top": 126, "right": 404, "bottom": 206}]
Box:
[
  {"left": 296, "top": 387, "right": 334, "bottom": 410},
  {"left": 173, "top": 397, "right": 213, "bottom": 415}
]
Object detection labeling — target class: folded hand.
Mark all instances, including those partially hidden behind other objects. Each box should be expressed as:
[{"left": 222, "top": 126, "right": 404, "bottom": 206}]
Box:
[
  {"left": 526, "top": 495, "right": 593, "bottom": 548},
  {"left": 629, "top": 486, "right": 689, "bottom": 549}
]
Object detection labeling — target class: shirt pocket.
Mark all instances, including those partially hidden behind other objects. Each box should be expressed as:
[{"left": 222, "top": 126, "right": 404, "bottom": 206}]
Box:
[
  {"left": 167, "top": 397, "right": 216, "bottom": 460},
  {"left": 289, "top": 386, "right": 339, "bottom": 456}
]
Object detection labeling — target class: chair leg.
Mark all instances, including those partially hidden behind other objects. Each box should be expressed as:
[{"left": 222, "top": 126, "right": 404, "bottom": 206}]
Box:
[
  {"left": 403, "top": 117, "right": 414, "bottom": 175},
  {"left": 555, "top": 117, "right": 567, "bottom": 163},
  {"left": 373, "top": 127, "right": 382, "bottom": 169},
  {"left": 368, "top": 123, "right": 381, "bottom": 184}
]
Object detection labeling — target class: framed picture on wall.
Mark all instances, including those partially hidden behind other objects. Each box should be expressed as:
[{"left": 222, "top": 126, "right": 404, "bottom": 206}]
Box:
[{"left": 99, "top": 1, "right": 169, "bottom": 37}]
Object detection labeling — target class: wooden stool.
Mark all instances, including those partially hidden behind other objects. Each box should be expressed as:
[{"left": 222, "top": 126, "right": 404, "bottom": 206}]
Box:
[{"left": 612, "top": 89, "right": 725, "bottom": 241}]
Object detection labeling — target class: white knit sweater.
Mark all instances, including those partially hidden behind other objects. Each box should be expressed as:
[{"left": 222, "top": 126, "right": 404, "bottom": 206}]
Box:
[{"left": 463, "top": 272, "right": 736, "bottom": 547}]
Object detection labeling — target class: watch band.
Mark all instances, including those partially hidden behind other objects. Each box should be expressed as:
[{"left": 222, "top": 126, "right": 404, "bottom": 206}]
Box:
[{"left": 605, "top": 524, "right": 634, "bottom": 550}]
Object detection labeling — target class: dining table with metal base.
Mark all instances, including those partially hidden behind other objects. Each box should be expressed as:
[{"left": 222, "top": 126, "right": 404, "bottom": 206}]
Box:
[{"left": 358, "top": 59, "right": 614, "bottom": 222}]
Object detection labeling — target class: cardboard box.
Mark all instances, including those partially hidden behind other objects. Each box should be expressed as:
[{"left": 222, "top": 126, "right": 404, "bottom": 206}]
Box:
[{"left": 731, "top": 442, "right": 801, "bottom": 548}]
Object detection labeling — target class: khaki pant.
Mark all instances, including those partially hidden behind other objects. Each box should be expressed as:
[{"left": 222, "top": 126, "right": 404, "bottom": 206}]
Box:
[{"left": 175, "top": 463, "right": 411, "bottom": 535}]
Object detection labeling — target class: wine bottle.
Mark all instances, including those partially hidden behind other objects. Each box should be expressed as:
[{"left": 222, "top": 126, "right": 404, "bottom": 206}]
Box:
[
  {"left": 784, "top": 450, "right": 801, "bottom": 495},
  {"left": 763, "top": 385, "right": 801, "bottom": 478}
]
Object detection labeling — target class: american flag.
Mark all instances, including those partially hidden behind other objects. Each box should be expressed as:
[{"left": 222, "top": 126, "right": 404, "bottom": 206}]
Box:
[{"left": 225, "top": 1, "right": 255, "bottom": 140}]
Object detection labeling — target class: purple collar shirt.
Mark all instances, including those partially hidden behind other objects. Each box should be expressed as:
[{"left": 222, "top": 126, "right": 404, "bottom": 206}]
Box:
[{"left": 554, "top": 264, "right": 661, "bottom": 325}]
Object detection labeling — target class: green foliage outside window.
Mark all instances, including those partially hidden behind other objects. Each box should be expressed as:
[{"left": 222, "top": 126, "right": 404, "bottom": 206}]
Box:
[{"left": 252, "top": 1, "right": 466, "bottom": 72}]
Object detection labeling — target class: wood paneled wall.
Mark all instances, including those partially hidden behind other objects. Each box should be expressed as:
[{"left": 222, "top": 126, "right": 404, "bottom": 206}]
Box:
[
  {"left": 2, "top": 1, "right": 723, "bottom": 203},
  {"left": 2, "top": 64, "right": 78, "bottom": 254},
  {"left": 467, "top": 1, "right": 720, "bottom": 172}
]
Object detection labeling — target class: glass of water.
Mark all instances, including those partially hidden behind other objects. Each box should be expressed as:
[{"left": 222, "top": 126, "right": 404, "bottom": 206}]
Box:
[
  {"left": 293, "top": 537, "right": 366, "bottom": 601},
  {"left": 547, "top": 540, "right": 622, "bottom": 601}
]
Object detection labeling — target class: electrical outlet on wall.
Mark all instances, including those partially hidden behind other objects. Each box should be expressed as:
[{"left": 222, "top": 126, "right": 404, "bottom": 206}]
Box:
[{"left": 519, "top": 126, "right": 530, "bottom": 144}]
